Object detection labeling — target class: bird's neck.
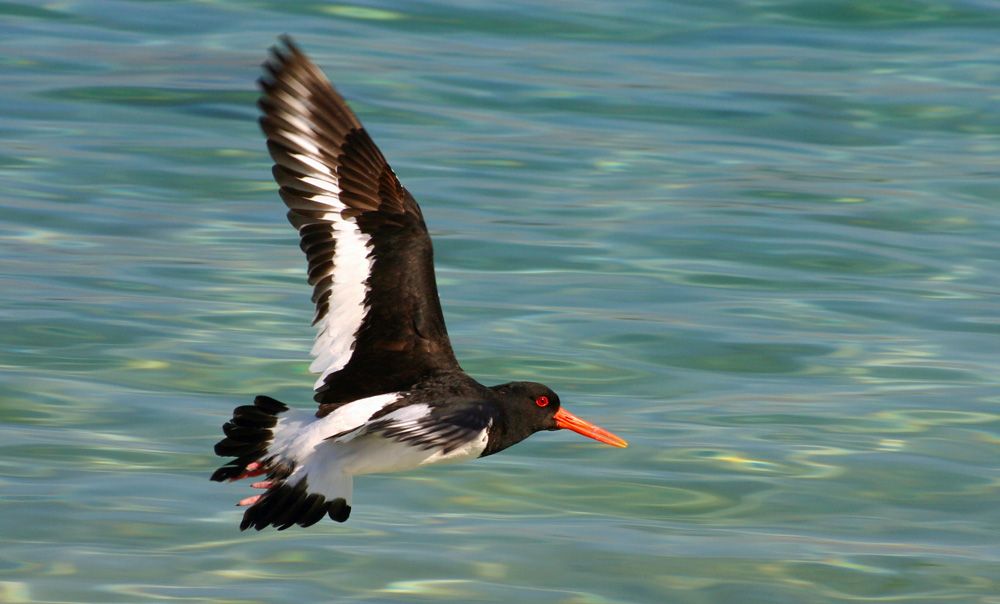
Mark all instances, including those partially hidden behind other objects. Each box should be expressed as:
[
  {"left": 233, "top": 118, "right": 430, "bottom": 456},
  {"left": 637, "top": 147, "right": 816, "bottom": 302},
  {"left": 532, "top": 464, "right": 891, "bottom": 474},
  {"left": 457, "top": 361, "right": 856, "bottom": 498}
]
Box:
[{"left": 480, "top": 401, "right": 532, "bottom": 458}]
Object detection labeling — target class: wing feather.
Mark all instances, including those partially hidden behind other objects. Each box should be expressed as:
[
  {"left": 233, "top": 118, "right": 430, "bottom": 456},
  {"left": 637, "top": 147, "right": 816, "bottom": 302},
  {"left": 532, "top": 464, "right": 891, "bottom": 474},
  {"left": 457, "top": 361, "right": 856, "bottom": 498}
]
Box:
[{"left": 259, "top": 37, "right": 460, "bottom": 414}]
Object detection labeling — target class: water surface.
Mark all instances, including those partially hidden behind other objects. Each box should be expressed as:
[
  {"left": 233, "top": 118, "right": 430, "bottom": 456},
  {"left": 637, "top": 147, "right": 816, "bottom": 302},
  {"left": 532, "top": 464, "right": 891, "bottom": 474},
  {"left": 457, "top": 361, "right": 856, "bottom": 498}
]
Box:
[{"left": 1, "top": 1, "right": 999, "bottom": 602}]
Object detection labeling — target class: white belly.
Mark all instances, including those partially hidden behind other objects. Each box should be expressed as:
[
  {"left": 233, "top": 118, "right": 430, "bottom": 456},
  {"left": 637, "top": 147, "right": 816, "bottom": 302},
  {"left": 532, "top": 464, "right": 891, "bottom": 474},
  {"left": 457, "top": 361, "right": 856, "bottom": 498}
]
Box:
[
  {"left": 265, "top": 397, "right": 489, "bottom": 506},
  {"left": 337, "top": 428, "right": 489, "bottom": 476}
]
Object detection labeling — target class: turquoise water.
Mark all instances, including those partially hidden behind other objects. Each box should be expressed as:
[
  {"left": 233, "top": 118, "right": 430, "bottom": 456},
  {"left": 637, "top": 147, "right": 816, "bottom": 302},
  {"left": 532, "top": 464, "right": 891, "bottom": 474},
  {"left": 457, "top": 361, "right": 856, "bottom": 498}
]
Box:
[{"left": 2, "top": 1, "right": 999, "bottom": 602}]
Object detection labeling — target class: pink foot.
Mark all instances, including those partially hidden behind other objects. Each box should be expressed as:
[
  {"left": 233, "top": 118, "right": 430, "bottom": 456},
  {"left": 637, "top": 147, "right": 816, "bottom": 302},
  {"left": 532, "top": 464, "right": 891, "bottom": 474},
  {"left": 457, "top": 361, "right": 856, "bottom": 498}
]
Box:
[
  {"left": 237, "top": 494, "right": 262, "bottom": 507},
  {"left": 229, "top": 461, "right": 267, "bottom": 482},
  {"left": 251, "top": 481, "right": 274, "bottom": 489}
]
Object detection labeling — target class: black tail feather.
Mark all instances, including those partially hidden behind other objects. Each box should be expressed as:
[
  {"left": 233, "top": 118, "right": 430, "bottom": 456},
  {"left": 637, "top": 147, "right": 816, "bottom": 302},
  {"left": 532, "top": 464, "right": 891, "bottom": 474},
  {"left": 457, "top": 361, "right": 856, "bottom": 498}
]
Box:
[
  {"left": 214, "top": 395, "right": 351, "bottom": 529},
  {"left": 210, "top": 395, "right": 289, "bottom": 482},
  {"left": 239, "top": 479, "right": 352, "bottom": 531},
  {"left": 253, "top": 395, "right": 288, "bottom": 415}
]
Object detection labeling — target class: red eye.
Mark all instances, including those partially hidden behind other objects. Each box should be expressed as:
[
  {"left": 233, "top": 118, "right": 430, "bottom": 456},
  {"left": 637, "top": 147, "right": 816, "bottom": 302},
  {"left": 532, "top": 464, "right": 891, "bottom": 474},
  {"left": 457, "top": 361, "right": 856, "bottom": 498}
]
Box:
[{"left": 535, "top": 396, "right": 549, "bottom": 408}]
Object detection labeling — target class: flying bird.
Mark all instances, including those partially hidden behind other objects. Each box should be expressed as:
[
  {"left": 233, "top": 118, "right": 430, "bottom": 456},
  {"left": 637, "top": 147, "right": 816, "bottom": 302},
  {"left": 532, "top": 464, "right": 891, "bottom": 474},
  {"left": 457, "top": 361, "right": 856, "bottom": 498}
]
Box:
[{"left": 211, "top": 37, "right": 627, "bottom": 531}]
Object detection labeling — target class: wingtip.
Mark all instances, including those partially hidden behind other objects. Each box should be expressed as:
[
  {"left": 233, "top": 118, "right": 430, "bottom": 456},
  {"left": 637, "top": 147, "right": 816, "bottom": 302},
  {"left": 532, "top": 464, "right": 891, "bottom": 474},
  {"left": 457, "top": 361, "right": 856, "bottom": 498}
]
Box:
[
  {"left": 264, "top": 35, "right": 297, "bottom": 70},
  {"left": 272, "top": 34, "right": 305, "bottom": 64}
]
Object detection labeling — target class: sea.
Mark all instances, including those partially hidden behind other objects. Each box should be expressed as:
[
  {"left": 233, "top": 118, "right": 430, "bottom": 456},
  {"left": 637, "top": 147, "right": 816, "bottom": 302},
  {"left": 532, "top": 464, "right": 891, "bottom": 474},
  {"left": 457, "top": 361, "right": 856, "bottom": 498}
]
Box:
[{"left": 1, "top": 1, "right": 998, "bottom": 602}]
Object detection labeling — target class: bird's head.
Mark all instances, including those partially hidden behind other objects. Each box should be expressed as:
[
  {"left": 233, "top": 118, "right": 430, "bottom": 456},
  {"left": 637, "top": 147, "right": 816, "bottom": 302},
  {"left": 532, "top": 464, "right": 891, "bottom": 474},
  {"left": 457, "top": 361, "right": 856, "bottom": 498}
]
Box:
[{"left": 487, "top": 381, "right": 628, "bottom": 453}]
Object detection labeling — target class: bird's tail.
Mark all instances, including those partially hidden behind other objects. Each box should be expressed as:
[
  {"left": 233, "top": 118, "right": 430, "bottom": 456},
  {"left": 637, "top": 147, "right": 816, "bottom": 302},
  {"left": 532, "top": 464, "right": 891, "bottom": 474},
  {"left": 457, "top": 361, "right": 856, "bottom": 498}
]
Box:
[
  {"left": 210, "top": 395, "right": 290, "bottom": 482},
  {"left": 210, "top": 395, "right": 353, "bottom": 530}
]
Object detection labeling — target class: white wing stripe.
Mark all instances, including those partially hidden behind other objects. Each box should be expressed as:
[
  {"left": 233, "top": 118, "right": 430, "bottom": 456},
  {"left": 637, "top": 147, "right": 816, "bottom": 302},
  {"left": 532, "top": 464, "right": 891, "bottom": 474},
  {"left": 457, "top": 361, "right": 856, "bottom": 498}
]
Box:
[
  {"left": 307, "top": 217, "right": 372, "bottom": 389},
  {"left": 272, "top": 99, "right": 374, "bottom": 390},
  {"left": 279, "top": 114, "right": 316, "bottom": 136},
  {"left": 279, "top": 75, "right": 313, "bottom": 100},
  {"left": 281, "top": 131, "right": 322, "bottom": 156},
  {"left": 273, "top": 90, "right": 312, "bottom": 118},
  {"left": 291, "top": 152, "right": 334, "bottom": 177},
  {"left": 301, "top": 176, "right": 341, "bottom": 195}
]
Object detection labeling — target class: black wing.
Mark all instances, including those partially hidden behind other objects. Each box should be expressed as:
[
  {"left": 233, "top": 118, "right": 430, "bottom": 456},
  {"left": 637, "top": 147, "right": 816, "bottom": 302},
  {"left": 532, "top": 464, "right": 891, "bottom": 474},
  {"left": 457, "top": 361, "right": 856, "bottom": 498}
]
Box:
[
  {"left": 365, "top": 400, "right": 494, "bottom": 455},
  {"left": 259, "top": 37, "right": 459, "bottom": 414}
]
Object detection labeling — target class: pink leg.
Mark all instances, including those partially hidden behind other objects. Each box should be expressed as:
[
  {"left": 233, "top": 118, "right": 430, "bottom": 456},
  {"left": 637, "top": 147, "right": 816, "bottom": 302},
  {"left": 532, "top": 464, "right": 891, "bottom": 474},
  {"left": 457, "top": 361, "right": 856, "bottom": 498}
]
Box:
[
  {"left": 229, "top": 461, "right": 267, "bottom": 482},
  {"left": 237, "top": 494, "right": 262, "bottom": 507},
  {"left": 251, "top": 481, "right": 274, "bottom": 489}
]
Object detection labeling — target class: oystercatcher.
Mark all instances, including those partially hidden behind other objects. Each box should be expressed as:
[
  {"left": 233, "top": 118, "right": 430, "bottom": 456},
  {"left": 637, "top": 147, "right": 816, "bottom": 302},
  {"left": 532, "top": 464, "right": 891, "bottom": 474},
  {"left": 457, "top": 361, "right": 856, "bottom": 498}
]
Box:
[{"left": 211, "top": 37, "right": 627, "bottom": 531}]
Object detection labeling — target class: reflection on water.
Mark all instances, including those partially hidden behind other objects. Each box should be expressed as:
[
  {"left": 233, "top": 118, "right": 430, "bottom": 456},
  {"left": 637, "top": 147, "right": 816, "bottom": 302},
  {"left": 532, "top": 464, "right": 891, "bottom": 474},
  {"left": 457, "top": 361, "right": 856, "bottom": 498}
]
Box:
[{"left": 2, "top": 0, "right": 999, "bottom": 602}]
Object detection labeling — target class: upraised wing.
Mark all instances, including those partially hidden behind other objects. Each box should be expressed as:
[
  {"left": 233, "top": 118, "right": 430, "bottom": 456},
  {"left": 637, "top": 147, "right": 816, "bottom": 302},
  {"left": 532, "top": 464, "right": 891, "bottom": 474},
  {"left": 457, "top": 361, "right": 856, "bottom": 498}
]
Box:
[{"left": 258, "top": 37, "right": 460, "bottom": 414}]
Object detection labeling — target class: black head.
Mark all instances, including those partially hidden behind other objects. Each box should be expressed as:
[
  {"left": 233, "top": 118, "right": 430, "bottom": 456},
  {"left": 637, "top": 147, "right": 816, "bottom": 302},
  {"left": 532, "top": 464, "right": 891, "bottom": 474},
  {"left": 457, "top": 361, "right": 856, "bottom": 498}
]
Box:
[
  {"left": 484, "top": 381, "right": 627, "bottom": 456},
  {"left": 490, "top": 381, "right": 562, "bottom": 429}
]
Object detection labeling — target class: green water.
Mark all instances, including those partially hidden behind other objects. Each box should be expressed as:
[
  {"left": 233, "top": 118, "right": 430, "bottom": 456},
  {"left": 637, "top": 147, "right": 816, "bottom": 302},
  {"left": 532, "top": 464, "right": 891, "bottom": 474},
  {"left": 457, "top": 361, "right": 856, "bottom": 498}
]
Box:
[{"left": 2, "top": 1, "right": 999, "bottom": 602}]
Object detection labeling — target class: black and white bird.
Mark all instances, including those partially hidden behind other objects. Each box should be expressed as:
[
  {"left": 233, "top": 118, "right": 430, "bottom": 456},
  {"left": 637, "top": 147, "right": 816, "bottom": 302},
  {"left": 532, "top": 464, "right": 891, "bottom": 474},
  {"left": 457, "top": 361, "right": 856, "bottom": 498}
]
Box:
[{"left": 211, "top": 37, "right": 627, "bottom": 531}]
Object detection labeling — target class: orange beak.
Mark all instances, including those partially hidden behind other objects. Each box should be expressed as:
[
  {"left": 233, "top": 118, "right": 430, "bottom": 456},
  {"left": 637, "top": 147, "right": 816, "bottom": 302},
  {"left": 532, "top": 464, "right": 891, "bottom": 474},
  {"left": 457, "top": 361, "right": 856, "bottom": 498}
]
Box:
[{"left": 554, "top": 407, "right": 628, "bottom": 448}]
